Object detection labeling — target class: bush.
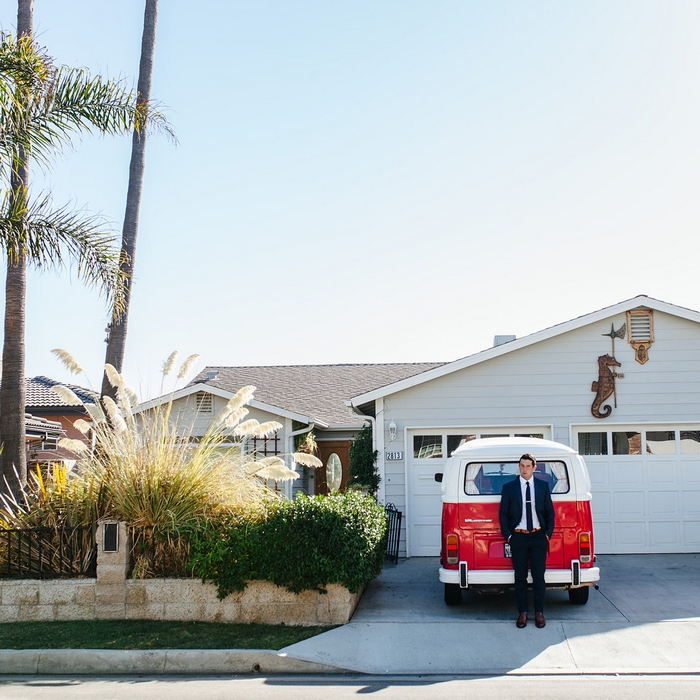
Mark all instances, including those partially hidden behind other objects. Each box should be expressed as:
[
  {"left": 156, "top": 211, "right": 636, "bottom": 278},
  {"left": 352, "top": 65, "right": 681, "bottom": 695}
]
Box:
[
  {"left": 348, "top": 424, "right": 379, "bottom": 494},
  {"left": 187, "top": 491, "right": 387, "bottom": 598}
]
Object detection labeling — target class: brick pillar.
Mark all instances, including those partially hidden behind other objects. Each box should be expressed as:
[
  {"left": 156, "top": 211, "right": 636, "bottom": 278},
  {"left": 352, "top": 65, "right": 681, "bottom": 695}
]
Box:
[{"left": 95, "top": 520, "right": 129, "bottom": 619}]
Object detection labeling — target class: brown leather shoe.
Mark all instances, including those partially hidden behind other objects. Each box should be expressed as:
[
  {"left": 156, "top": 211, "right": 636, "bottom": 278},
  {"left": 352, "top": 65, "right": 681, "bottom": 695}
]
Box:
[
  {"left": 535, "top": 612, "right": 546, "bottom": 628},
  {"left": 516, "top": 612, "right": 528, "bottom": 628}
]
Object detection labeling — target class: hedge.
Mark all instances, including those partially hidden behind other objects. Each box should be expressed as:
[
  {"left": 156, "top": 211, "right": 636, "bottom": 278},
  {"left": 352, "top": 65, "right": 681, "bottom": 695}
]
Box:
[{"left": 186, "top": 491, "right": 387, "bottom": 599}]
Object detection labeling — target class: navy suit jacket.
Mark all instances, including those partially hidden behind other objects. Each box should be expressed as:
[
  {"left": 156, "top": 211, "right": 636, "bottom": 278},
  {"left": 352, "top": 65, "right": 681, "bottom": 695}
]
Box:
[{"left": 499, "top": 476, "right": 555, "bottom": 541}]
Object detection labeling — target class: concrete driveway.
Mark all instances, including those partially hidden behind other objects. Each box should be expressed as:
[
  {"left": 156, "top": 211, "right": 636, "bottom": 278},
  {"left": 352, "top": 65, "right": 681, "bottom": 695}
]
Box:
[{"left": 283, "top": 554, "right": 700, "bottom": 674}]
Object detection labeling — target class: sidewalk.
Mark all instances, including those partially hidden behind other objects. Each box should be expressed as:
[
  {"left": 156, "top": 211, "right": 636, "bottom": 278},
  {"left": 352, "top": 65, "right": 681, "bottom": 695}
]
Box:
[{"left": 2, "top": 555, "right": 700, "bottom": 675}]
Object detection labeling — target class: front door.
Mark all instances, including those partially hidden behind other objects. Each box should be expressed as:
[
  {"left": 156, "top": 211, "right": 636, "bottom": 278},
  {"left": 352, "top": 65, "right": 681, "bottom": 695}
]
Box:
[{"left": 315, "top": 440, "right": 350, "bottom": 495}]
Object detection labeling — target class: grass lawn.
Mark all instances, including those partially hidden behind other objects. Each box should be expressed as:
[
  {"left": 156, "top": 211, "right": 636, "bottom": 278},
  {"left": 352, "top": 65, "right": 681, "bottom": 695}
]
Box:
[{"left": 0, "top": 620, "right": 333, "bottom": 650}]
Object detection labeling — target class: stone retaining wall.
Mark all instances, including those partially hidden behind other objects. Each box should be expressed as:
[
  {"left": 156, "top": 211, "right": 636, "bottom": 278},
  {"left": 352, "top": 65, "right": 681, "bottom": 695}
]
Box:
[{"left": 0, "top": 521, "right": 362, "bottom": 626}]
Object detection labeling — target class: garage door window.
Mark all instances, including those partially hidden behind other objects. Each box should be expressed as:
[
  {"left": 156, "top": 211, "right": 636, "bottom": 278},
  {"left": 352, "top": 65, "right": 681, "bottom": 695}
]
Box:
[
  {"left": 447, "top": 434, "right": 476, "bottom": 456},
  {"left": 613, "top": 431, "right": 642, "bottom": 455},
  {"left": 646, "top": 431, "right": 676, "bottom": 454},
  {"left": 579, "top": 432, "right": 608, "bottom": 455},
  {"left": 681, "top": 431, "right": 700, "bottom": 453},
  {"left": 413, "top": 435, "right": 443, "bottom": 459}
]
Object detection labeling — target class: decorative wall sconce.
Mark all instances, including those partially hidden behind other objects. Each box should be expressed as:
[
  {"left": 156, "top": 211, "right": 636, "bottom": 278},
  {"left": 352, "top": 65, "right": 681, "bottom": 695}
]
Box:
[{"left": 388, "top": 421, "right": 397, "bottom": 441}]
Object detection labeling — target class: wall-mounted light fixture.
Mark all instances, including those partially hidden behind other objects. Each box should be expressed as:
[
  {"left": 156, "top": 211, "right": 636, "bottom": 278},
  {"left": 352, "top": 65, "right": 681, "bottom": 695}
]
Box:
[{"left": 388, "top": 421, "right": 397, "bottom": 441}]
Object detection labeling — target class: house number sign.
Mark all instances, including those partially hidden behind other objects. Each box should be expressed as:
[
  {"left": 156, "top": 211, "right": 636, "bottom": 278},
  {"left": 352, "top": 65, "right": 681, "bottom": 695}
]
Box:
[{"left": 386, "top": 451, "right": 403, "bottom": 460}]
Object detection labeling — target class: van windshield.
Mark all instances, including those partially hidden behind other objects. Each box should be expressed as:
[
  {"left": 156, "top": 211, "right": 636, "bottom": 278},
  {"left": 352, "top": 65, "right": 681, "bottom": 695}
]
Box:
[{"left": 464, "top": 461, "right": 570, "bottom": 496}]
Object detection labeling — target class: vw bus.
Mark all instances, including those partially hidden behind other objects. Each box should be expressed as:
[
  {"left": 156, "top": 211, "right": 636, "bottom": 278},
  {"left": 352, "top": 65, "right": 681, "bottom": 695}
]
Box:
[{"left": 434, "top": 437, "right": 600, "bottom": 606}]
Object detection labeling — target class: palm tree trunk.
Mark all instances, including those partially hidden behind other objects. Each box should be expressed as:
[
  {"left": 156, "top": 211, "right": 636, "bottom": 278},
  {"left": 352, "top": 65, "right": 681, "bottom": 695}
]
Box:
[
  {"left": 102, "top": 0, "right": 158, "bottom": 399},
  {"left": 1, "top": 0, "right": 33, "bottom": 495}
]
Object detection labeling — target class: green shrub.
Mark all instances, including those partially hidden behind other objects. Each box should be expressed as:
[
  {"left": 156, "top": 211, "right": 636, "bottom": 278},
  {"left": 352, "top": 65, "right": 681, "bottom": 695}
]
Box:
[
  {"left": 348, "top": 425, "right": 379, "bottom": 494},
  {"left": 187, "top": 491, "right": 387, "bottom": 599}
]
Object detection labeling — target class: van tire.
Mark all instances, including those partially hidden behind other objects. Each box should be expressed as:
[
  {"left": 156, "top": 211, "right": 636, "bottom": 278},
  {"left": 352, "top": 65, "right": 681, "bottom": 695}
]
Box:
[
  {"left": 445, "top": 583, "right": 462, "bottom": 606},
  {"left": 568, "top": 586, "right": 589, "bottom": 605}
]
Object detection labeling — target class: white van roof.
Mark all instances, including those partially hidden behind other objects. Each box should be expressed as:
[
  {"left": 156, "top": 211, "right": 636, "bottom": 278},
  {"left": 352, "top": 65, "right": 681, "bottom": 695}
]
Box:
[{"left": 452, "top": 437, "right": 578, "bottom": 459}]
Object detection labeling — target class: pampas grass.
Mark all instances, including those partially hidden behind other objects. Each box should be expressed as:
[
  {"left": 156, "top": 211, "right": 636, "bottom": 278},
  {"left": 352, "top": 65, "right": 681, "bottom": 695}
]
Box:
[
  {"left": 177, "top": 353, "right": 200, "bottom": 380},
  {"left": 50, "top": 348, "right": 83, "bottom": 376}
]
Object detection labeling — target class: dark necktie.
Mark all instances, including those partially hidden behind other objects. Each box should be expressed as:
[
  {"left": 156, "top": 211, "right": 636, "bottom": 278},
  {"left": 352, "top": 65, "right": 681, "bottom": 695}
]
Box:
[{"left": 526, "top": 481, "right": 534, "bottom": 531}]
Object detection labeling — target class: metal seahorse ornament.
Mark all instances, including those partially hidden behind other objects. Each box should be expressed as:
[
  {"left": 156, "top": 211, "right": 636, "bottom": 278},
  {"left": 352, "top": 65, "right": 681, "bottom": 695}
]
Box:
[
  {"left": 591, "top": 324, "right": 625, "bottom": 419},
  {"left": 591, "top": 354, "right": 621, "bottom": 418}
]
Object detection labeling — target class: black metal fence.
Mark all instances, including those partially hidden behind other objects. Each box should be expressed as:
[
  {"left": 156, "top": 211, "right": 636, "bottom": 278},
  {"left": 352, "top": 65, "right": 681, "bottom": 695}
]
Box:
[
  {"left": 0, "top": 525, "right": 96, "bottom": 578},
  {"left": 384, "top": 502, "right": 402, "bottom": 564}
]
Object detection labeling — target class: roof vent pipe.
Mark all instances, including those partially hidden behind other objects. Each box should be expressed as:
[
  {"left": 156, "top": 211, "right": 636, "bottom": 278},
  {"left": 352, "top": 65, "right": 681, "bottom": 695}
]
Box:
[{"left": 493, "top": 335, "right": 516, "bottom": 347}]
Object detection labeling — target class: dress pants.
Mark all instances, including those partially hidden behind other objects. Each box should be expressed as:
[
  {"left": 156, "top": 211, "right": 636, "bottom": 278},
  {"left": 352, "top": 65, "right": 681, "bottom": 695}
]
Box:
[{"left": 510, "top": 530, "right": 548, "bottom": 613}]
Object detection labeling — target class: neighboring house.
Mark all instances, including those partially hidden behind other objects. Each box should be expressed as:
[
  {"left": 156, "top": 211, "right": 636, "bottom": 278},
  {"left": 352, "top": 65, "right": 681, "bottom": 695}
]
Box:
[
  {"left": 23, "top": 376, "right": 95, "bottom": 468},
  {"left": 135, "top": 363, "right": 442, "bottom": 497},
  {"left": 24, "top": 413, "right": 63, "bottom": 470},
  {"left": 137, "top": 295, "right": 700, "bottom": 558}
]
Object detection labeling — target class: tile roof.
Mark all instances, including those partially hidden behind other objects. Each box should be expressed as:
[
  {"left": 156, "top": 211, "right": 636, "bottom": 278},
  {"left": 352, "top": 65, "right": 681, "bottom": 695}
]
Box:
[
  {"left": 188, "top": 363, "right": 444, "bottom": 427},
  {"left": 24, "top": 376, "right": 97, "bottom": 410}
]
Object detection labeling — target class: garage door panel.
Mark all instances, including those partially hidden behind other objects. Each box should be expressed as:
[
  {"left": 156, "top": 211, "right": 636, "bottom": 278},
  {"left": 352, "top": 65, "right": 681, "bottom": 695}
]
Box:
[
  {"left": 683, "top": 521, "right": 700, "bottom": 545},
  {"left": 413, "top": 494, "right": 441, "bottom": 522},
  {"left": 594, "top": 522, "right": 612, "bottom": 549},
  {"left": 615, "top": 521, "right": 646, "bottom": 547},
  {"left": 649, "top": 521, "right": 680, "bottom": 546},
  {"left": 682, "top": 491, "right": 700, "bottom": 517},
  {"left": 591, "top": 492, "right": 610, "bottom": 518},
  {"left": 614, "top": 491, "right": 645, "bottom": 517},
  {"left": 648, "top": 462, "right": 678, "bottom": 485},
  {"left": 648, "top": 491, "right": 679, "bottom": 517},
  {"left": 613, "top": 462, "right": 644, "bottom": 487},
  {"left": 412, "top": 524, "right": 440, "bottom": 556},
  {"left": 587, "top": 462, "right": 610, "bottom": 487},
  {"left": 681, "top": 463, "right": 700, "bottom": 484}
]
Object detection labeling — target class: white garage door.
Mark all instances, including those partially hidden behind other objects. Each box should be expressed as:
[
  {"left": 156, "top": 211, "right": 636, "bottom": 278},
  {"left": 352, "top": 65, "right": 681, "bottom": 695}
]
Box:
[
  {"left": 407, "top": 427, "right": 551, "bottom": 557},
  {"left": 576, "top": 426, "right": 700, "bottom": 553}
]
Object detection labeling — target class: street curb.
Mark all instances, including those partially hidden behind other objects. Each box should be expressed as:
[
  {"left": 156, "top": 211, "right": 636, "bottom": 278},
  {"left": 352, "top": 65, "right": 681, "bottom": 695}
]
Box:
[{"left": 0, "top": 649, "right": 347, "bottom": 675}]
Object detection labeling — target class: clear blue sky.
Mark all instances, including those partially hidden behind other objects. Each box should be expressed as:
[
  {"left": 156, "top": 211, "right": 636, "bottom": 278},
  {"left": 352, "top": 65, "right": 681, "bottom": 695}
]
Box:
[{"left": 1, "top": 1, "right": 700, "bottom": 398}]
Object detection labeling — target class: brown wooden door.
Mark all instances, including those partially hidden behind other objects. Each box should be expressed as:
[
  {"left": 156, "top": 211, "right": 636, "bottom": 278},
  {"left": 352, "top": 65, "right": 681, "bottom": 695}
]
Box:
[{"left": 315, "top": 440, "right": 350, "bottom": 495}]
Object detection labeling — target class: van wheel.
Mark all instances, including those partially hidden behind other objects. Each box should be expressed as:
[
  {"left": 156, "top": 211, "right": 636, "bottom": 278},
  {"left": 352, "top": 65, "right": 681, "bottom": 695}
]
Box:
[
  {"left": 568, "top": 586, "right": 589, "bottom": 605},
  {"left": 445, "top": 583, "right": 462, "bottom": 606}
]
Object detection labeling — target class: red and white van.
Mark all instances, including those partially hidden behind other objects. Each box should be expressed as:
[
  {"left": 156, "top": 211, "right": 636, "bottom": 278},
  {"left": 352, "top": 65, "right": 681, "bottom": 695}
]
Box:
[{"left": 435, "top": 437, "right": 600, "bottom": 606}]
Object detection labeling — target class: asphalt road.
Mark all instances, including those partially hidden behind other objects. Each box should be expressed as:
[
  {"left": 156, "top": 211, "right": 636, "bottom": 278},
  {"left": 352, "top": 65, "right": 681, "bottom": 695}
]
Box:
[{"left": 1, "top": 675, "right": 700, "bottom": 700}]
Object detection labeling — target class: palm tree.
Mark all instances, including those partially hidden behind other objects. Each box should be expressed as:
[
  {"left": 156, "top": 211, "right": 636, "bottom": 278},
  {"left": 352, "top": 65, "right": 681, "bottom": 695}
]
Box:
[
  {"left": 102, "top": 0, "right": 161, "bottom": 400},
  {"left": 0, "top": 31, "right": 166, "bottom": 497}
]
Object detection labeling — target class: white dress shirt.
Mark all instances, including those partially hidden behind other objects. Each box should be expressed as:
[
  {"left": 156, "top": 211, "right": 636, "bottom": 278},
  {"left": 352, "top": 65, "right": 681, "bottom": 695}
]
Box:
[{"left": 516, "top": 475, "right": 541, "bottom": 530}]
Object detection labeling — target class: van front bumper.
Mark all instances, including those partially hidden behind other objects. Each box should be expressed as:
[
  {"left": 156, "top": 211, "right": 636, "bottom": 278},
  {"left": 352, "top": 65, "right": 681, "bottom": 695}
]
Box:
[{"left": 439, "top": 564, "right": 600, "bottom": 588}]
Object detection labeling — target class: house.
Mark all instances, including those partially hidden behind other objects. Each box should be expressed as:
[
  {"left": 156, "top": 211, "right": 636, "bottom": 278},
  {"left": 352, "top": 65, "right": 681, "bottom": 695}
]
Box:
[
  {"left": 348, "top": 295, "right": 700, "bottom": 557},
  {"left": 138, "top": 295, "right": 700, "bottom": 557},
  {"left": 135, "top": 363, "right": 441, "bottom": 497},
  {"left": 24, "top": 376, "right": 95, "bottom": 467}
]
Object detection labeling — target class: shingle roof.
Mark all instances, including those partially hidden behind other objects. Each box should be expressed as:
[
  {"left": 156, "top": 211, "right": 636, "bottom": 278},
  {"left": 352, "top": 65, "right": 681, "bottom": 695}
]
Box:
[
  {"left": 24, "top": 376, "right": 96, "bottom": 410},
  {"left": 188, "top": 363, "right": 444, "bottom": 427}
]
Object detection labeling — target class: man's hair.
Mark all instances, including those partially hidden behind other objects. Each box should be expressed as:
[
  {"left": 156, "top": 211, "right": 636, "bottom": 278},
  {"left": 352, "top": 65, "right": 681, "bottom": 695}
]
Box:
[{"left": 520, "top": 453, "right": 536, "bottom": 466}]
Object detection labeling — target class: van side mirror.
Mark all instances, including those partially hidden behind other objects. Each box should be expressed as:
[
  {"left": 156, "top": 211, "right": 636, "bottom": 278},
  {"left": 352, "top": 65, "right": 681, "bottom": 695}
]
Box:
[{"left": 434, "top": 473, "right": 443, "bottom": 483}]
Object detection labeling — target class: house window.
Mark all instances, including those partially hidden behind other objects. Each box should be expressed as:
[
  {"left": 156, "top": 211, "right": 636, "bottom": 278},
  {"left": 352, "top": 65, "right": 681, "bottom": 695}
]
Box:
[
  {"left": 252, "top": 435, "right": 280, "bottom": 456},
  {"left": 195, "top": 392, "right": 213, "bottom": 414},
  {"left": 579, "top": 432, "right": 608, "bottom": 455},
  {"left": 413, "top": 435, "right": 443, "bottom": 459}
]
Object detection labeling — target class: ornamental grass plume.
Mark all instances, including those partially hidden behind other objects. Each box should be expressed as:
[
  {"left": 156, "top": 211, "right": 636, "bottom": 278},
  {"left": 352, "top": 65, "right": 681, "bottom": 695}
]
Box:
[{"left": 0, "top": 354, "right": 321, "bottom": 538}]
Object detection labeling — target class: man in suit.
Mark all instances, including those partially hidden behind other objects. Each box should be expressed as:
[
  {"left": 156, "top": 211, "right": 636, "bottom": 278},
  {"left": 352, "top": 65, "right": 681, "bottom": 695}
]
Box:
[{"left": 499, "top": 453, "right": 555, "bottom": 629}]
